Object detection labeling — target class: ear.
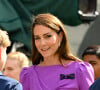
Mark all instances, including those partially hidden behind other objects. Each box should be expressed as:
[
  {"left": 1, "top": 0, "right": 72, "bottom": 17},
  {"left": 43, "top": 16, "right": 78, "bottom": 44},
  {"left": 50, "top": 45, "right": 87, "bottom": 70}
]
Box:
[{"left": 59, "top": 31, "right": 63, "bottom": 42}]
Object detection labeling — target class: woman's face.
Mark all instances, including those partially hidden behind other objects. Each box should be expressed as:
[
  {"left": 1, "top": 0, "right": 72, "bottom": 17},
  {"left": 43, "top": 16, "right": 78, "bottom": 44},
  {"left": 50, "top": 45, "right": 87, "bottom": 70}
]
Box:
[{"left": 33, "top": 25, "right": 62, "bottom": 58}]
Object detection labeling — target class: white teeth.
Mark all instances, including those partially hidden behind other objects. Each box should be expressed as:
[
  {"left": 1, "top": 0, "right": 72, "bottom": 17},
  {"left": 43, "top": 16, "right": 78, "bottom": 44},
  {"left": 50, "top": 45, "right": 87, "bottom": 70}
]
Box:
[
  {"left": 41, "top": 49, "right": 47, "bottom": 51},
  {"left": 41, "top": 48, "right": 49, "bottom": 51},
  {"left": 42, "top": 49, "right": 46, "bottom": 51}
]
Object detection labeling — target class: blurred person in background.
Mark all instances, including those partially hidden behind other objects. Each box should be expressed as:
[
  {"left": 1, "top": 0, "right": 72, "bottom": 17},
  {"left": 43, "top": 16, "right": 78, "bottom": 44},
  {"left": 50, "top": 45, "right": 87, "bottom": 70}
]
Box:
[
  {"left": 82, "top": 45, "right": 100, "bottom": 80},
  {"left": 0, "top": 29, "right": 22, "bottom": 90},
  {"left": 3, "top": 51, "right": 30, "bottom": 81}
]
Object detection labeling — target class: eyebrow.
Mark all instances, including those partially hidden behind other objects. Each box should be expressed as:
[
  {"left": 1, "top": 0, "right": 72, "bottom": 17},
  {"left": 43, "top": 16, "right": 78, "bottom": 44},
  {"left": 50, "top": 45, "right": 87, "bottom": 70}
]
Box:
[
  {"left": 34, "top": 32, "right": 51, "bottom": 37},
  {"left": 43, "top": 32, "right": 51, "bottom": 36}
]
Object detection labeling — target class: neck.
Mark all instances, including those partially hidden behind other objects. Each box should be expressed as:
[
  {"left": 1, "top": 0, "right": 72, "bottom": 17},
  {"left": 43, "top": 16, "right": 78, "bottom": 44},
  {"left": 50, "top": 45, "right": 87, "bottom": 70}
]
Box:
[{"left": 39, "top": 54, "right": 61, "bottom": 66}]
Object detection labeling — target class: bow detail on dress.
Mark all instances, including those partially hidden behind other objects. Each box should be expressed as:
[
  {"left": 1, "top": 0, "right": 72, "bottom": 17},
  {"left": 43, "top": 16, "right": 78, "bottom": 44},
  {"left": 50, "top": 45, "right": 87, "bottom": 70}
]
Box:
[{"left": 60, "top": 73, "right": 75, "bottom": 80}]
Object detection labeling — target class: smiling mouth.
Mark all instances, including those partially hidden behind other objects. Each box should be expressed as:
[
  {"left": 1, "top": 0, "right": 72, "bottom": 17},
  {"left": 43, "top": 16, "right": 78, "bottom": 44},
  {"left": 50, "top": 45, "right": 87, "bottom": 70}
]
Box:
[{"left": 41, "top": 48, "right": 50, "bottom": 51}]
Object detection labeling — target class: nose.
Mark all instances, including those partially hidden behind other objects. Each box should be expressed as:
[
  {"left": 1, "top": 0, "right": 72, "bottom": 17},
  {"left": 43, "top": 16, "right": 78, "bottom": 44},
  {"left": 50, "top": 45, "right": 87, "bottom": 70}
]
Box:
[{"left": 40, "top": 38, "right": 46, "bottom": 46}]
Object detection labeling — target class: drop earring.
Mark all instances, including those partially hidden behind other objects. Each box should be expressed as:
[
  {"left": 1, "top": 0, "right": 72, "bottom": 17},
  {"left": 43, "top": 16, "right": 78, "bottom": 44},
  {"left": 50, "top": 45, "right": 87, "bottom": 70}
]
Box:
[{"left": 59, "top": 42, "right": 61, "bottom": 47}]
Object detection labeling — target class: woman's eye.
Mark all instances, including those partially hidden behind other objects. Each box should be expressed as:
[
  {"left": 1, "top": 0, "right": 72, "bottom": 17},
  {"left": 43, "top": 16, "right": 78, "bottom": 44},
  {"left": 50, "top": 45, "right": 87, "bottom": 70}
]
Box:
[{"left": 46, "top": 35, "right": 52, "bottom": 38}]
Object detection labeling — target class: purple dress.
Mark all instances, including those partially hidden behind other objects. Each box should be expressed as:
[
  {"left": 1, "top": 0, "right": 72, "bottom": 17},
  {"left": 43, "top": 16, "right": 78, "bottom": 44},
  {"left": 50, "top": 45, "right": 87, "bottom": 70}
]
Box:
[{"left": 20, "top": 61, "right": 94, "bottom": 90}]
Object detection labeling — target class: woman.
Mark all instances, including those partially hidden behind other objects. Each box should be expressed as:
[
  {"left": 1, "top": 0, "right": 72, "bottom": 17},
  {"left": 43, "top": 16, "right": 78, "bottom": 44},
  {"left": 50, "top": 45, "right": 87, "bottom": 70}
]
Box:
[{"left": 20, "top": 13, "right": 94, "bottom": 90}]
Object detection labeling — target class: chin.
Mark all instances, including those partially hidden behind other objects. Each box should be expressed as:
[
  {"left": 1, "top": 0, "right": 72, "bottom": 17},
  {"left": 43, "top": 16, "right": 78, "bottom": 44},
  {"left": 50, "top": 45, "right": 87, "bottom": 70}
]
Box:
[{"left": 42, "top": 54, "right": 51, "bottom": 58}]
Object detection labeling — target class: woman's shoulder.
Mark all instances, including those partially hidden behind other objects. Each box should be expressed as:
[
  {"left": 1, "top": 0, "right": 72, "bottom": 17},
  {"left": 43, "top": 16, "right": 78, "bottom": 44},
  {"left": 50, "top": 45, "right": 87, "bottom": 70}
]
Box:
[
  {"left": 74, "top": 61, "right": 93, "bottom": 70},
  {"left": 66, "top": 60, "right": 92, "bottom": 67},
  {"left": 73, "top": 61, "right": 94, "bottom": 88},
  {"left": 66, "top": 60, "right": 93, "bottom": 72},
  {"left": 20, "top": 65, "right": 35, "bottom": 77},
  {"left": 72, "top": 61, "right": 94, "bottom": 76},
  {"left": 20, "top": 65, "right": 37, "bottom": 83},
  {"left": 63, "top": 59, "right": 92, "bottom": 68}
]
